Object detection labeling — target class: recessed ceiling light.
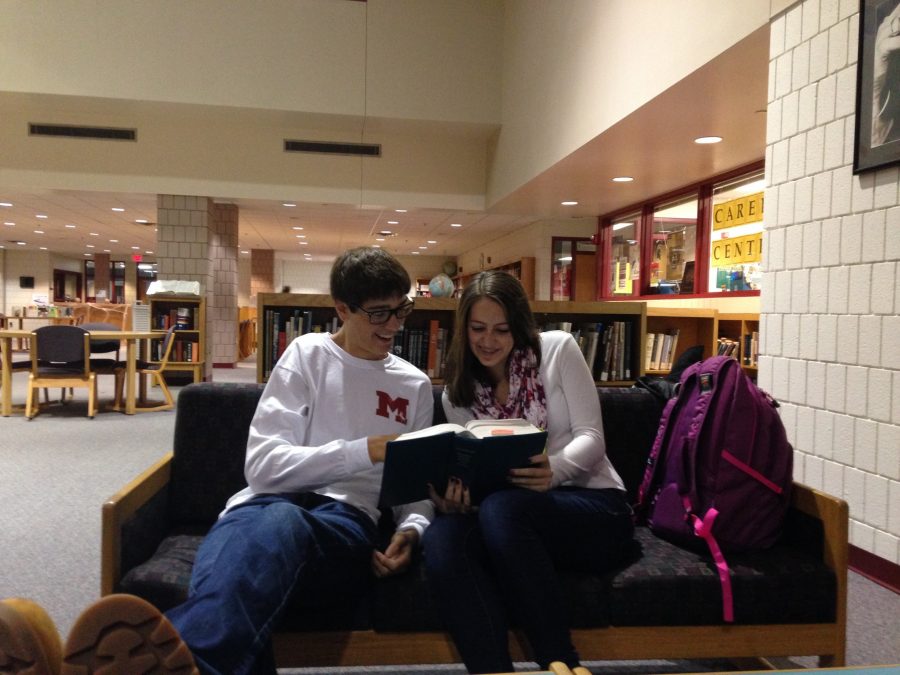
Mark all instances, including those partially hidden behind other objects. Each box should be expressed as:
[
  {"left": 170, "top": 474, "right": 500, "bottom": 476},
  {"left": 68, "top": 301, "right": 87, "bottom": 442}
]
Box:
[
  {"left": 135, "top": 219, "right": 149, "bottom": 224},
  {"left": 694, "top": 136, "right": 722, "bottom": 144},
  {"left": 3, "top": 222, "right": 14, "bottom": 226},
  {"left": 451, "top": 223, "right": 461, "bottom": 228},
  {"left": 612, "top": 176, "right": 634, "bottom": 183},
  {"left": 411, "top": 251, "right": 420, "bottom": 255},
  {"left": 131, "top": 246, "right": 140, "bottom": 250},
  {"left": 561, "top": 201, "right": 578, "bottom": 206},
  {"left": 111, "top": 207, "right": 125, "bottom": 212},
  {"left": 90, "top": 232, "right": 99, "bottom": 236},
  {"left": 33, "top": 230, "right": 44, "bottom": 234},
  {"left": 418, "top": 246, "right": 427, "bottom": 250},
  {"left": 65, "top": 224, "right": 76, "bottom": 228},
  {"left": 240, "top": 250, "right": 249, "bottom": 254},
  {"left": 110, "top": 239, "right": 119, "bottom": 243},
  {"left": 375, "top": 237, "right": 385, "bottom": 242},
  {"left": 612, "top": 222, "right": 633, "bottom": 230},
  {"left": 86, "top": 244, "right": 95, "bottom": 248},
  {"left": 387, "top": 220, "right": 399, "bottom": 225},
  {"left": 16, "top": 241, "right": 26, "bottom": 246},
  {"left": 283, "top": 203, "right": 296, "bottom": 207},
  {"left": 299, "top": 241, "right": 308, "bottom": 245},
  {"left": 372, "top": 244, "right": 381, "bottom": 248},
  {"left": 292, "top": 226, "right": 304, "bottom": 230},
  {"left": 146, "top": 250, "right": 154, "bottom": 254},
  {"left": 427, "top": 240, "right": 437, "bottom": 244},
  {"left": 395, "top": 209, "right": 407, "bottom": 213},
  {"left": 103, "top": 249, "right": 111, "bottom": 253},
  {"left": 0, "top": 202, "right": 12, "bottom": 207},
  {"left": 36, "top": 214, "right": 48, "bottom": 219}
]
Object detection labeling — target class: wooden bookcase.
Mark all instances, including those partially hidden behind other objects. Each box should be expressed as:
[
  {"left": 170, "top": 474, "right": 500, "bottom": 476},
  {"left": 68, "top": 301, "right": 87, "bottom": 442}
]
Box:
[
  {"left": 455, "top": 257, "right": 536, "bottom": 300},
  {"left": 644, "top": 307, "right": 718, "bottom": 376},
  {"left": 717, "top": 312, "right": 760, "bottom": 375},
  {"left": 147, "top": 295, "right": 205, "bottom": 383},
  {"left": 642, "top": 307, "right": 760, "bottom": 378},
  {"left": 257, "top": 294, "right": 647, "bottom": 386},
  {"left": 256, "top": 294, "right": 458, "bottom": 382}
]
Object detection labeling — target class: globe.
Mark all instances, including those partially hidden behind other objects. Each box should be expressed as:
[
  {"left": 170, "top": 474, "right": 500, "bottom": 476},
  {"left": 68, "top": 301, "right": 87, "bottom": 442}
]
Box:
[{"left": 428, "top": 273, "right": 455, "bottom": 298}]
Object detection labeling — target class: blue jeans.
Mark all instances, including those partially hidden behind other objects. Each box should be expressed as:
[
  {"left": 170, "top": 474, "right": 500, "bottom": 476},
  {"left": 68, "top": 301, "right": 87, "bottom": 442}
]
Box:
[
  {"left": 422, "top": 487, "right": 634, "bottom": 674},
  {"left": 166, "top": 494, "right": 377, "bottom": 675}
]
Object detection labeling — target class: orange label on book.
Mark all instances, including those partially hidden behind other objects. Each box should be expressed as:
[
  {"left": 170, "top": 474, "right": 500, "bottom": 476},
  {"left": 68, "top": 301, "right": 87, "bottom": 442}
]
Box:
[{"left": 490, "top": 429, "right": 515, "bottom": 436}]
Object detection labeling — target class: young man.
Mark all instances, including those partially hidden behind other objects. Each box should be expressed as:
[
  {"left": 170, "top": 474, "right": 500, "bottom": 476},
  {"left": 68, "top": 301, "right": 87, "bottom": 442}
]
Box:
[{"left": 1, "top": 247, "right": 435, "bottom": 674}]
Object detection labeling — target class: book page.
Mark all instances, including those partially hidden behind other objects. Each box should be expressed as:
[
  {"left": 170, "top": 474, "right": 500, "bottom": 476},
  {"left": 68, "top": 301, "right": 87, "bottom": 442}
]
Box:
[
  {"left": 394, "top": 422, "right": 466, "bottom": 441},
  {"left": 463, "top": 418, "right": 543, "bottom": 439}
]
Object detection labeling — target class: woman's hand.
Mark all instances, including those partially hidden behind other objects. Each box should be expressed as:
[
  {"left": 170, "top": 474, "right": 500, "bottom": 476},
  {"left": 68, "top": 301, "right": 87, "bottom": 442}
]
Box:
[
  {"left": 508, "top": 453, "right": 553, "bottom": 492},
  {"left": 372, "top": 528, "right": 418, "bottom": 578},
  {"left": 428, "top": 477, "right": 476, "bottom": 515}
]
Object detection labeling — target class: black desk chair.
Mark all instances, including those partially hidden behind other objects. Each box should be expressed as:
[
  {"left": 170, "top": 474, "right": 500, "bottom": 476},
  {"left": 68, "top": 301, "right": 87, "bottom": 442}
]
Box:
[{"left": 25, "top": 325, "right": 119, "bottom": 419}]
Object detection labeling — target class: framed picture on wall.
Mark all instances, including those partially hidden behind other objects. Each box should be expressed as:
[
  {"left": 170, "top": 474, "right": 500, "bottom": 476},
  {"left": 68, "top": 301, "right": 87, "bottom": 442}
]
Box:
[{"left": 854, "top": 0, "right": 900, "bottom": 173}]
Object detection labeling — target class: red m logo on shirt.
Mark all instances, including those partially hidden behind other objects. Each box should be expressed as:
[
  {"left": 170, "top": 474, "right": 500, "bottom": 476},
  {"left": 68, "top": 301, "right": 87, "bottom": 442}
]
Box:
[{"left": 375, "top": 391, "right": 409, "bottom": 424}]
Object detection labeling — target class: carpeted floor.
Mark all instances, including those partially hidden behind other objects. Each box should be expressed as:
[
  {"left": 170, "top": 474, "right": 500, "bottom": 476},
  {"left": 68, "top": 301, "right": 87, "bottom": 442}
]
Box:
[{"left": 1, "top": 357, "right": 897, "bottom": 673}]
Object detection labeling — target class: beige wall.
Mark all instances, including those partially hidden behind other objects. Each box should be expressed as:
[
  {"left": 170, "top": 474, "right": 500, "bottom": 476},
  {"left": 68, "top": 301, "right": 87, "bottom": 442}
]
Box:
[
  {"left": 762, "top": 1, "right": 899, "bottom": 563},
  {"left": 489, "top": 0, "right": 770, "bottom": 203}
]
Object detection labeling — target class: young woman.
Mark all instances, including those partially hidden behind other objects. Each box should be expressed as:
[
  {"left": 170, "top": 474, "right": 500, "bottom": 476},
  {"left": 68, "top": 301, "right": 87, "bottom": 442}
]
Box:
[{"left": 422, "top": 270, "right": 634, "bottom": 675}]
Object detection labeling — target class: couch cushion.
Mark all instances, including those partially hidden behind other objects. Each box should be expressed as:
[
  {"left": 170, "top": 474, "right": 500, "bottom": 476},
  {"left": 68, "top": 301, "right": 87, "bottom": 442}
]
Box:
[
  {"left": 120, "top": 533, "right": 373, "bottom": 630},
  {"left": 608, "top": 527, "right": 836, "bottom": 626},
  {"left": 169, "top": 382, "right": 265, "bottom": 527}
]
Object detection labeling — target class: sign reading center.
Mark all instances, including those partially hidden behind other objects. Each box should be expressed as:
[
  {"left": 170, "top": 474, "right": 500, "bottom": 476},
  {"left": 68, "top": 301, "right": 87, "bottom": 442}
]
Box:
[
  {"left": 712, "top": 192, "right": 764, "bottom": 230},
  {"left": 711, "top": 232, "right": 763, "bottom": 267}
]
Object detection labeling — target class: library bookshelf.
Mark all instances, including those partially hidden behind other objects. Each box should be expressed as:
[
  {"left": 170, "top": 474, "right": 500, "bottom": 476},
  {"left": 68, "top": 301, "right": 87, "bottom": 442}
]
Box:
[
  {"left": 717, "top": 312, "right": 760, "bottom": 375},
  {"left": 147, "top": 295, "right": 205, "bottom": 383},
  {"left": 256, "top": 294, "right": 646, "bottom": 386},
  {"left": 642, "top": 307, "right": 760, "bottom": 379}
]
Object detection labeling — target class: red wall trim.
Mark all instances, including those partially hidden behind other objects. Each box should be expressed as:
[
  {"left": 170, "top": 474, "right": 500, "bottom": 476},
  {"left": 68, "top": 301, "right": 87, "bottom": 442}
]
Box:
[{"left": 848, "top": 545, "right": 900, "bottom": 594}]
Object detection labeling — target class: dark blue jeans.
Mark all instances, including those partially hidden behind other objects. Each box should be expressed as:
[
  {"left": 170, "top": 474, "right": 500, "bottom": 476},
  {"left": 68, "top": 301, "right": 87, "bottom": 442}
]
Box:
[
  {"left": 166, "top": 494, "right": 377, "bottom": 675},
  {"left": 422, "top": 487, "right": 634, "bottom": 674}
]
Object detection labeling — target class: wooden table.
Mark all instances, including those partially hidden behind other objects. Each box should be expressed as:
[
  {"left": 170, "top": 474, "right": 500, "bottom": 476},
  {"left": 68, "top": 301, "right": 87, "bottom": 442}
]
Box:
[{"left": 0, "top": 328, "right": 157, "bottom": 416}]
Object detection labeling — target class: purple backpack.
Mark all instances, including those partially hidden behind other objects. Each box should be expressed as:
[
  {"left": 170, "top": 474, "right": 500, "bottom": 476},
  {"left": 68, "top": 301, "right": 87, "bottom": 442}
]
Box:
[{"left": 636, "top": 355, "right": 793, "bottom": 622}]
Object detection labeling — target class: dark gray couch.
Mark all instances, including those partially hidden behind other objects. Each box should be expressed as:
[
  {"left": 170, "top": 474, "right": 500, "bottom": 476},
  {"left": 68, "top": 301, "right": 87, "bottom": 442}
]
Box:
[{"left": 101, "top": 382, "right": 849, "bottom": 668}]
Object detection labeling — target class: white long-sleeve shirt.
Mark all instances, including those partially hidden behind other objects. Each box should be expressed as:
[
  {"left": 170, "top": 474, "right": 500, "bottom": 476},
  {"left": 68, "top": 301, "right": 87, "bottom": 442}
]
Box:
[
  {"left": 442, "top": 330, "right": 625, "bottom": 492},
  {"left": 224, "top": 332, "right": 435, "bottom": 536}
]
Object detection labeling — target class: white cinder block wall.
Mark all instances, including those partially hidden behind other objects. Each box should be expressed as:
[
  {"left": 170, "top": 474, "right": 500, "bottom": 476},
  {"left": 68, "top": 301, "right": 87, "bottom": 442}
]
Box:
[{"left": 762, "top": 0, "right": 899, "bottom": 564}]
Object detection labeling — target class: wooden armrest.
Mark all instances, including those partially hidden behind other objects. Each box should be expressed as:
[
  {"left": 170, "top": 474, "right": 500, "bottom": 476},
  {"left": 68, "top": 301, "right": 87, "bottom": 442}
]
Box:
[
  {"left": 789, "top": 481, "right": 848, "bottom": 665},
  {"left": 100, "top": 452, "right": 173, "bottom": 595}
]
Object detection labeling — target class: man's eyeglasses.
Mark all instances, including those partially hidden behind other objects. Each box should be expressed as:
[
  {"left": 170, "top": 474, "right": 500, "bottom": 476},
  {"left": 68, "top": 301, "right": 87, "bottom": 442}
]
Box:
[{"left": 350, "top": 299, "right": 415, "bottom": 325}]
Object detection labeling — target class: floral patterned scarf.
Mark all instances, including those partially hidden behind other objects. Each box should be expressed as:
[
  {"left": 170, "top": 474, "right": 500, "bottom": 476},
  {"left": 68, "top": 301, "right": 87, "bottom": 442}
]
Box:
[{"left": 472, "top": 347, "right": 547, "bottom": 430}]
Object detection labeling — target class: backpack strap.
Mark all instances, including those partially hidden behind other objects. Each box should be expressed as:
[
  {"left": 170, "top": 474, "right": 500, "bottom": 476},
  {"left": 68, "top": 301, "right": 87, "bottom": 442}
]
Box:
[
  {"left": 635, "top": 394, "right": 680, "bottom": 520},
  {"left": 684, "top": 496, "right": 734, "bottom": 623},
  {"left": 721, "top": 450, "right": 784, "bottom": 494}
]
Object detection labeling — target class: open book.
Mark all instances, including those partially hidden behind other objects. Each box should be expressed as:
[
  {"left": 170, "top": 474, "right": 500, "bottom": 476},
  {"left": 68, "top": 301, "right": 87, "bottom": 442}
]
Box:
[{"left": 378, "top": 419, "right": 548, "bottom": 507}]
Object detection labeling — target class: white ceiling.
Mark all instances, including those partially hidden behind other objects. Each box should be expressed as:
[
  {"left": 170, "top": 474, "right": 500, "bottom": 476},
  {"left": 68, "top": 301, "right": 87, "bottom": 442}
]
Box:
[{"left": 0, "top": 25, "right": 768, "bottom": 265}]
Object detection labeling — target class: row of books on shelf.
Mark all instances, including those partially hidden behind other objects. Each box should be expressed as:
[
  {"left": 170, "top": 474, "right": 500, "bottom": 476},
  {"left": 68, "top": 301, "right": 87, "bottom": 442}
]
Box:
[
  {"left": 715, "top": 331, "right": 759, "bottom": 367},
  {"left": 154, "top": 307, "right": 199, "bottom": 331},
  {"left": 392, "top": 320, "right": 450, "bottom": 379},
  {"left": 261, "top": 309, "right": 340, "bottom": 378},
  {"left": 544, "top": 320, "right": 634, "bottom": 382},
  {"left": 151, "top": 336, "right": 199, "bottom": 362},
  {"left": 645, "top": 329, "right": 680, "bottom": 372}
]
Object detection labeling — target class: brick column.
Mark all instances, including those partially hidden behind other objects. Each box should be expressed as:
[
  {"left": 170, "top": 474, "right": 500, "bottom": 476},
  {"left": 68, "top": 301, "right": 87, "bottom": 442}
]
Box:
[
  {"left": 93, "top": 252, "right": 111, "bottom": 301},
  {"left": 251, "top": 249, "right": 274, "bottom": 303},
  {"left": 156, "top": 195, "right": 215, "bottom": 379},
  {"left": 211, "top": 203, "right": 239, "bottom": 367}
]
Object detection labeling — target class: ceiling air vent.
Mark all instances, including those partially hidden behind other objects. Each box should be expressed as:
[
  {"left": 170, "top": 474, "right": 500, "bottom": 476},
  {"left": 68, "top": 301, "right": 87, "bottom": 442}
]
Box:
[
  {"left": 29, "top": 123, "right": 137, "bottom": 141},
  {"left": 284, "top": 139, "right": 381, "bottom": 157}
]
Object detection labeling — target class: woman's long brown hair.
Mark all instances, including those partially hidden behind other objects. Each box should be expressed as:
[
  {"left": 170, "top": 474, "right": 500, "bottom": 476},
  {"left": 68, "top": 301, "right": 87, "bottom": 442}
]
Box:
[{"left": 444, "top": 270, "right": 541, "bottom": 408}]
